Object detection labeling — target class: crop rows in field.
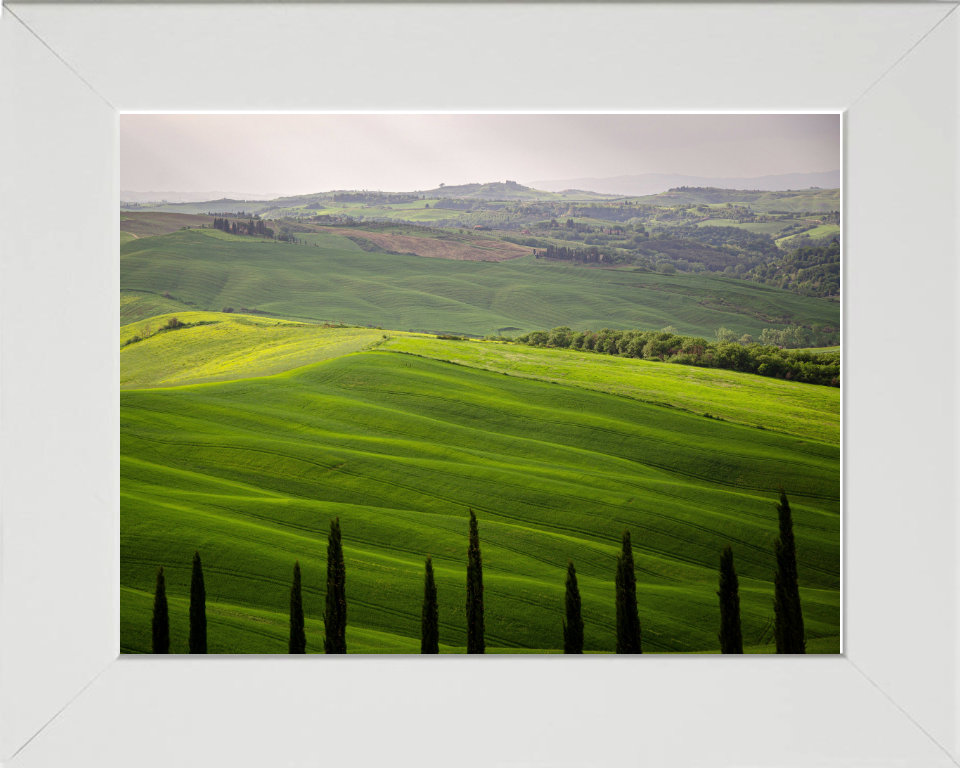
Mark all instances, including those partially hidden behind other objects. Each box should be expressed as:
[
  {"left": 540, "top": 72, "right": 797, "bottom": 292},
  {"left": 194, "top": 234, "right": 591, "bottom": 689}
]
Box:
[
  {"left": 121, "top": 230, "right": 840, "bottom": 338},
  {"left": 121, "top": 346, "right": 840, "bottom": 654}
]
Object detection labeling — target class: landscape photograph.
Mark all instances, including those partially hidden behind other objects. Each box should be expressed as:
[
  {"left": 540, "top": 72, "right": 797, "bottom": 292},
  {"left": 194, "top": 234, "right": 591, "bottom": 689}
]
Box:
[{"left": 120, "top": 113, "right": 841, "bottom": 655}]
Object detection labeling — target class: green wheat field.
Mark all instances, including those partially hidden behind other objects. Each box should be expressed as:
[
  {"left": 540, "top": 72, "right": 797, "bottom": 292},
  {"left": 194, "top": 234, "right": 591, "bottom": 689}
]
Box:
[{"left": 121, "top": 226, "right": 840, "bottom": 654}]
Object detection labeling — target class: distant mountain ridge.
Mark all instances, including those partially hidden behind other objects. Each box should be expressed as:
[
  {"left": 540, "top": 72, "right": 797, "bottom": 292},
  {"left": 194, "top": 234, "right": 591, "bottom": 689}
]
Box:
[
  {"left": 412, "top": 180, "right": 615, "bottom": 201},
  {"left": 527, "top": 171, "right": 841, "bottom": 197}
]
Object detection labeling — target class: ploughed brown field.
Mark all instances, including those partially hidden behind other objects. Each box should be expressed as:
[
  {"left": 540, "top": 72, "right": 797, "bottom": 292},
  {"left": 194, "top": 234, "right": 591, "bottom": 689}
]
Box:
[{"left": 318, "top": 227, "right": 532, "bottom": 261}]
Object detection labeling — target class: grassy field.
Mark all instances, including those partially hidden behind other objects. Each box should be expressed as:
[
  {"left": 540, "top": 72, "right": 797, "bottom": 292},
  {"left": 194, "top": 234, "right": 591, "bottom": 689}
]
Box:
[
  {"left": 121, "top": 230, "right": 840, "bottom": 338},
  {"left": 777, "top": 224, "right": 841, "bottom": 246},
  {"left": 119, "top": 587, "right": 838, "bottom": 654},
  {"left": 121, "top": 338, "right": 840, "bottom": 654},
  {"left": 121, "top": 290, "right": 198, "bottom": 325},
  {"left": 381, "top": 338, "right": 840, "bottom": 444},
  {"left": 120, "top": 210, "right": 215, "bottom": 237},
  {"left": 796, "top": 345, "right": 840, "bottom": 353},
  {"left": 296, "top": 231, "right": 364, "bottom": 250},
  {"left": 696, "top": 220, "right": 799, "bottom": 236},
  {"left": 120, "top": 311, "right": 423, "bottom": 388},
  {"left": 632, "top": 189, "right": 840, "bottom": 213}
]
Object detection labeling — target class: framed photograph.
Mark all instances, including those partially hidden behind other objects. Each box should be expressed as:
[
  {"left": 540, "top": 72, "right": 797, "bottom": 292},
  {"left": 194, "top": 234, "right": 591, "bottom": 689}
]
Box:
[{"left": 1, "top": 3, "right": 956, "bottom": 767}]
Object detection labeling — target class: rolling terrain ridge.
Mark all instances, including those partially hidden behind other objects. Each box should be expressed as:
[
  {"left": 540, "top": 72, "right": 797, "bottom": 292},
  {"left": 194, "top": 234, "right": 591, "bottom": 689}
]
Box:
[
  {"left": 121, "top": 230, "right": 840, "bottom": 338},
  {"left": 121, "top": 327, "right": 840, "bottom": 654}
]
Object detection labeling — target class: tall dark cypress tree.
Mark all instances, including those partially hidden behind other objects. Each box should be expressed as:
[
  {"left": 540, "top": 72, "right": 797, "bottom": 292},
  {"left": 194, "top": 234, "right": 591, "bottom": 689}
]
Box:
[
  {"left": 189, "top": 551, "right": 207, "bottom": 654},
  {"left": 773, "top": 488, "right": 806, "bottom": 653},
  {"left": 717, "top": 545, "right": 743, "bottom": 654},
  {"left": 421, "top": 556, "right": 439, "bottom": 654},
  {"left": 466, "top": 509, "right": 485, "bottom": 654},
  {"left": 563, "top": 560, "right": 584, "bottom": 654},
  {"left": 152, "top": 566, "right": 170, "bottom": 654},
  {"left": 289, "top": 561, "right": 306, "bottom": 654},
  {"left": 324, "top": 517, "right": 347, "bottom": 654},
  {"left": 615, "top": 530, "right": 642, "bottom": 654}
]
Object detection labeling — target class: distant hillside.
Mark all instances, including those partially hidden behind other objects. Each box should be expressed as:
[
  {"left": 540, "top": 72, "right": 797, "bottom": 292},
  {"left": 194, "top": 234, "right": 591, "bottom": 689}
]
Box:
[
  {"left": 120, "top": 210, "right": 214, "bottom": 238},
  {"left": 121, "top": 229, "right": 839, "bottom": 338},
  {"left": 120, "top": 190, "right": 284, "bottom": 204},
  {"left": 632, "top": 187, "right": 840, "bottom": 213},
  {"left": 415, "top": 181, "right": 616, "bottom": 201},
  {"left": 529, "top": 171, "right": 841, "bottom": 197},
  {"left": 122, "top": 183, "right": 619, "bottom": 215}
]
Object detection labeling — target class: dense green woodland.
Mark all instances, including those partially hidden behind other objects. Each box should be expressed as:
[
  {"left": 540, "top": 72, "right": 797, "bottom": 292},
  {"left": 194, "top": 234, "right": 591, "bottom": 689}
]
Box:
[{"left": 741, "top": 241, "right": 841, "bottom": 297}]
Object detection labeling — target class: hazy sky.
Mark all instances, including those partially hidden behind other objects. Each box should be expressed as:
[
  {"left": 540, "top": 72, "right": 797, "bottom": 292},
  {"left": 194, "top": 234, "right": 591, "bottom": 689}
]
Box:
[{"left": 121, "top": 113, "right": 840, "bottom": 195}]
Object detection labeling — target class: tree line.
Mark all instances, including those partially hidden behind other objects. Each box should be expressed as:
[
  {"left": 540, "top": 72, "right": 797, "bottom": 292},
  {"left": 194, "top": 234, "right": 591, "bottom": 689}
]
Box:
[
  {"left": 513, "top": 326, "right": 840, "bottom": 387},
  {"left": 537, "top": 243, "right": 608, "bottom": 263},
  {"left": 332, "top": 193, "right": 421, "bottom": 204},
  {"left": 212, "top": 217, "right": 272, "bottom": 238},
  {"left": 149, "top": 491, "right": 807, "bottom": 655}
]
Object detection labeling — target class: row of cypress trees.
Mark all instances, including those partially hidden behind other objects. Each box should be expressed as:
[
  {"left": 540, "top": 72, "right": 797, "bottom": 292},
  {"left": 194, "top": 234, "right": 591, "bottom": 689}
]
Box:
[
  {"left": 212, "top": 216, "right": 268, "bottom": 236},
  {"left": 150, "top": 492, "right": 805, "bottom": 655},
  {"left": 715, "top": 488, "right": 806, "bottom": 654},
  {"left": 151, "top": 551, "right": 206, "bottom": 654},
  {"left": 288, "top": 517, "right": 347, "bottom": 653}
]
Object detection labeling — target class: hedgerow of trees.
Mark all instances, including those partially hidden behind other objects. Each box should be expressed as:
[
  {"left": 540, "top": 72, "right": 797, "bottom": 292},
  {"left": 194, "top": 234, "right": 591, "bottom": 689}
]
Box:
[{"left": 514, "top": 326, "right": 840, "bottom": 387}]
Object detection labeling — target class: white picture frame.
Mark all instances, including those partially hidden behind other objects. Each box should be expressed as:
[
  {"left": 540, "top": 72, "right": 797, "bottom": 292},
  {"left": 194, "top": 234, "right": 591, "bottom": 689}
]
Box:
[{"left": 0, "top": 3, "right": 957, "bottom": 766}]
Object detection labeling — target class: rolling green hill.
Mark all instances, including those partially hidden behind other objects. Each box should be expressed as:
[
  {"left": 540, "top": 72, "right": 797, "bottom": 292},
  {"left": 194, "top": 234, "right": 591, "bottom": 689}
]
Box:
[
  {"left": 629, "top": 188, "right": 840, "bottom": 213},
  {"left": 121, "top": 345, "right": 840, "bottom": 654},
  {"left": 120, "top": 311, "right": 422, "bottom": 388},
  {"left": 121, "top": 290, "right": 197, "bottom": 325},
  {"left": 381, "top": 337, "right": 840, "bottom": 444},
  {"left": 120, "top": 210, "right": 215, "bottom": 236},
  {"left": 121, "top": 230, "right": 840, "bottom": 338},
  {"left": 777, "top": 224, "right": 842, "bottom": 246},
  {"left": 119, "top": 318, "right": 838, "bottom": 442}
]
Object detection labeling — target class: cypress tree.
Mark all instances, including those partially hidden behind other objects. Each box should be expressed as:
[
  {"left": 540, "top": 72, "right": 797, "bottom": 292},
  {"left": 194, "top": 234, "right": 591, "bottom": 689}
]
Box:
[
  {"left": 421, "top": 556, "right": 439, "bottom": 654},
  {"left": 773, "top": 488, "right": 806, "bottom": 653},
  {"left": 152, "top": 566, "right": 169, "bottom": 654},
  {"left": 324, "top": 517, "right": 347, "bottom": 654},
  {"left": 563, "top": 560, "right": 584, "bottom": 654},
  {"left": 615, "top": 530, "right": 642, "bottom": 654},
  {"left": 289, "top": 561, "right": 306, "bottom": 654},
  {"left": 189, "top": 551, "right": 207, "bottom": 654},
  {"left": 465, "top": 509, "right": 485, "bottom": 654},
  {"left": 717, "top": 545, "right": 743, "bottom": 654}
]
